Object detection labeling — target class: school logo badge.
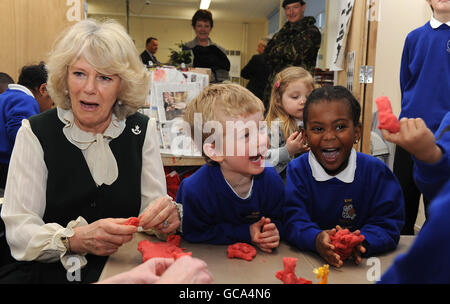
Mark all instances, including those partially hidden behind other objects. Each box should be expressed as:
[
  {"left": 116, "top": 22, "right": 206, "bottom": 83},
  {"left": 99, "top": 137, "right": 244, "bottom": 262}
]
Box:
[
  {"left": 447, "top": 40, "right": 450, "bottom": 53},
  {"left": 342, "top": 201, "right": 357, "bottom": 221}
]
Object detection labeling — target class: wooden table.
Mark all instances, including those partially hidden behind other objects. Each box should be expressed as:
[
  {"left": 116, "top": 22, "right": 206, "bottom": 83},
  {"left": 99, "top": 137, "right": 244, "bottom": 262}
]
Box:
[{"left": 99, "top": 233, "right": 414, "bottom": 284}]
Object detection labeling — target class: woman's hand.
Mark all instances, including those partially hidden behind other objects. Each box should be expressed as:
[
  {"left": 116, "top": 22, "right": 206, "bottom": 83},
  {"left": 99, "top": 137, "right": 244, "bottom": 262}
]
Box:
[
  {"left": 98, "top": 257, "right": 175, "bottom": 284},
  {"left": 70, "top": 218, "right": 137, "bottom": 256},
  {"left": 286, "top": 131, "right": 309, "bottom": 157},
  {"left": 156, "top": 256, "right": 213, "bottom": 284},
  {"left": 315, "top": 229, "right": 343, "bottom": 268},
  {"left": 139, "top": 196, "right": 180, "bottom": 234}
]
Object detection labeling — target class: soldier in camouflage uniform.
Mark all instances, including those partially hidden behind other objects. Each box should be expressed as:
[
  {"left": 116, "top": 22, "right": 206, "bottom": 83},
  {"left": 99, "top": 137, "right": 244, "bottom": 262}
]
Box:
[{"left": 263, "top": 0, "right": 321, "bottom": 106}]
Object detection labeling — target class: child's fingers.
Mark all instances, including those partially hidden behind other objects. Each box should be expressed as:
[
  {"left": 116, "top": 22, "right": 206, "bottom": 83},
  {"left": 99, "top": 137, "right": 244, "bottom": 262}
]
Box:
[
  {"left": 258, "top": 247, "right": 273, "bottom": 253},
  {"left": 261, "top": 222, "right": 276, "bottom": 232},
  {"left": 323, "top": 249, "right": 342, "bottom": 268},
  {"left": 287, "top": 131, "right": 299, "bottom": 141},
  {"left": 258, "top": 242, "right": 278, "bottom": 251},
  {"left": 413, "top": 117, "right": 426, "bottom": 129},
  {"left": 255, "top": 234, "right": 279, "bottom": 244}
]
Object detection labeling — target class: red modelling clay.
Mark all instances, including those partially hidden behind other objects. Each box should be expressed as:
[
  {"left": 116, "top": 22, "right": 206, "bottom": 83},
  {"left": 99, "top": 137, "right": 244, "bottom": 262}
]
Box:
[
  {"left": 167, "top": 234, "right": 181, "bottom": 247},
  {"left": 137, "top": 235, "right": 192, "bottom": 262},
  {"left": 275, "top": 257, "right": 312, "bottom": 284},
  {"left": 227, "top": 243, "right": 257, "bottom": 261},
  {"left": 124, "top": 217, "right": 140, "bottom": 227},
  {"left": 376, "top": 96, "right": 400, "bottom": 133},
  {"left": 330, "top": 229, "right": 365, "bottom": 261}
]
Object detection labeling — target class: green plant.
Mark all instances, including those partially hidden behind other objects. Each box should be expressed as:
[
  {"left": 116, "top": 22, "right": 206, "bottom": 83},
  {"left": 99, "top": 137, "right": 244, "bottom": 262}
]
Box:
[{"left": 169, "top": 42, "right": 192, "bottom": 66}]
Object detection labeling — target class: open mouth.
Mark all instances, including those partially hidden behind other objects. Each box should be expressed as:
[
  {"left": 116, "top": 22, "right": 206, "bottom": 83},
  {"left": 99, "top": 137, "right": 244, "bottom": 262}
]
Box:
[
  {"left": 249, "top": 154, "right": 264, "bottom": 163},
  {"left": 321, "top": 148, "right": 340, "bottom": 162},
  {"left": 80, "top": 100, "right": 99, "bottom": 111}
]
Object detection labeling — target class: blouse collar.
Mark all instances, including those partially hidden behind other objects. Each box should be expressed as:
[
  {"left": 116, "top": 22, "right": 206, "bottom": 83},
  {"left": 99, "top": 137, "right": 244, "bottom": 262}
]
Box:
[{"left": 56, "top": 107, "right": 126, "bottom": 186}]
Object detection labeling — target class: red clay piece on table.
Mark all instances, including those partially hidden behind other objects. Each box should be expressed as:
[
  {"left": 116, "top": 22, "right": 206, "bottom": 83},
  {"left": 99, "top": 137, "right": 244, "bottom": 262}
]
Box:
[
  {"left": 137, "top": 236, "right": 192, "bottom": 262},
  {"left": 227, "top": 243, "right": 257, "bottom": 261},
  {"left": 376, "top": 96, "right": 400, "bottom": 133},
  {"left": 124, "top": 217, "right": 140, "bottom": 227},
  {"left": 275, "top": 257, "right": 313, "bottom": 284},
  {"left": 330, "top": 229, "right": 365, "bottom": 261},
  {"left": 167, "top": 234, "right": 181, "bottom": 247}
]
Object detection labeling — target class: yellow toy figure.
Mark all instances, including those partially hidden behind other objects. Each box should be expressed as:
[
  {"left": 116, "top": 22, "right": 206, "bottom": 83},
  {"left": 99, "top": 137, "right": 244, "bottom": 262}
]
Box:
[{"left": 313, "top": 264, "right": 329, "bottom": 284}]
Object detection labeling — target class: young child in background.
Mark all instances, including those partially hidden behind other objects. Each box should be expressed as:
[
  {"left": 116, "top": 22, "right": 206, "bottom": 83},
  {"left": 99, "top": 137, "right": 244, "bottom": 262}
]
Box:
[
  {"left": 379, "top": 112, "right": 450, "bottom": 283},
  {"left": 393, "top": 0, "right": 450, "bottom": 235},
  {"left": 177, "top": 83, "right": 284, "bottom": 253},
  {"left": 265, "top": 66, "right": 313, "bottom": 176},
  {"left": 283, "top": 86, "right": 405, "bottom": 267}
]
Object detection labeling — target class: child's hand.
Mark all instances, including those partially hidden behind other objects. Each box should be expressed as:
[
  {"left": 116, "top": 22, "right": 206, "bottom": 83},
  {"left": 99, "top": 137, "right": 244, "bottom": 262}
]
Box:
[
  {"left": 315, "top": 229, "right": 343, "bottom": 268},
  {"left": 348, "top": 229, "right": 366, "bottom": 265},
  {"left": 250, "top": 217, "right": 280, "bottom": 253},
  {"left": 381, "top": 117, "right": 442, "bottom": 164},
  {"left": 286, "top": 130, "right": 310, "bottom": 157}
]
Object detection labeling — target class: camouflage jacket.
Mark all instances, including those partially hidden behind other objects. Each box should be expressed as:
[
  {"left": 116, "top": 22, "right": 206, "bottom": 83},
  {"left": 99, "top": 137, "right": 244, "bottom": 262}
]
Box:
[{"left": 263, "top": 16, "right": 322, "bottom": 103}]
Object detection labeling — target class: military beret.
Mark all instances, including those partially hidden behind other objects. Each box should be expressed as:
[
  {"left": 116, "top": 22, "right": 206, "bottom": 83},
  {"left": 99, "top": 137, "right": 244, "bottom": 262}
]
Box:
[{"left": 282, "top": 0, "right": 305, "bottom": 8}]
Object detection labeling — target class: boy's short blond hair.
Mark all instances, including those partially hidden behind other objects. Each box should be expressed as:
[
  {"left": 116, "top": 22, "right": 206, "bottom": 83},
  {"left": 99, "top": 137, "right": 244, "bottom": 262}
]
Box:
[{"left": 184, "top": 83, "right": 265, "bottom": 160}]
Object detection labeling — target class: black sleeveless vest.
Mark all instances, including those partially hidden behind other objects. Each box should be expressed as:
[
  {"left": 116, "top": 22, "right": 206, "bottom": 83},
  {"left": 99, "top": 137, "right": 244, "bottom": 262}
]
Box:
[{"left": 1, "top": 109, "right": 148, "bottom": 283}]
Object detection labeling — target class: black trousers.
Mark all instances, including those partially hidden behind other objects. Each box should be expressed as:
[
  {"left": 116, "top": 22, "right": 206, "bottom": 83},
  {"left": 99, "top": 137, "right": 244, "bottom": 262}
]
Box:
[{"left": 393, "top": 146, "right": 429, "bottom": 235}]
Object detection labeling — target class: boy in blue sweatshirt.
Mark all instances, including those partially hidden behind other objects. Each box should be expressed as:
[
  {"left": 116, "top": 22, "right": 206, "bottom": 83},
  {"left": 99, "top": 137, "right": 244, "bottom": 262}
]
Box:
[
  {"left": 393, "top": 0, "right": 450, "bottom": 235},
  {"left": 177, "top": 83, "right": 284, "bottom": 253},
  {"left": 379, "top": 112, "right": 450, "bottom": 283},
  {"left": 283, "top": 86, "right": 405, "bottom": 267},
  {"left": 0, "top": 63, "right": 53, "bottom": 189}
]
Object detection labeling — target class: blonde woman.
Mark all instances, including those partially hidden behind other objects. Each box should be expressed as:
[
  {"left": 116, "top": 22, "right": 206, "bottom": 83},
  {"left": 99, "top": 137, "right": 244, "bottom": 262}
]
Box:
[
  {"left": 0, "top": 19, "right": 181, "bottom": 283},
  {"left": 265, "top": 66, "right": 315, "bottom": 176}
]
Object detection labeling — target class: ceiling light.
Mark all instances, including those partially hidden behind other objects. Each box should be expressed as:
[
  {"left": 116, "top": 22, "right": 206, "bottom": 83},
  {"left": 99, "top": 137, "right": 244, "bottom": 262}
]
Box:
[{"left": 200, "top": 0, "right": 211, "bottom": 9}]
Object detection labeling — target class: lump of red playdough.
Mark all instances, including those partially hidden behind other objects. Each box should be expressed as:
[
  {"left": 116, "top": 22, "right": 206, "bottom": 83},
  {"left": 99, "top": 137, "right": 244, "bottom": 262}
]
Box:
[
  {"left": 137, "top": 235, "right": 192, "bottom": 262},
  {"left": 124, "top": 217, "right": 140, "bottom": 227},
  {"left": 275, "top": 257, "right": 312, "bottom": 284},
  {"left": 376, "top": 96, "right": 400, "bottom": 133},
  {"left": 227, "top": 243, "right": 257, "bottom": 261},
  {"left": 330, "top": 229, "right": 365, "bottom": 261}
]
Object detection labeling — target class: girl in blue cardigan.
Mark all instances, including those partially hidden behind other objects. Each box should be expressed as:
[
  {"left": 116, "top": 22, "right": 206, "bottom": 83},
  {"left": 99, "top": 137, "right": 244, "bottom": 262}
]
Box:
[{"left": 283, "top": 86, "right": 405, "bottom": 267}]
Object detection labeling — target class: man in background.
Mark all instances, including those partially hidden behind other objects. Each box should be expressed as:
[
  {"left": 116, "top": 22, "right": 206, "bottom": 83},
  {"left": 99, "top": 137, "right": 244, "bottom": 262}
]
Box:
[
  {"left": 140, "top": 37, "right": 161, "bottom": 66},
  {"left": 240, "top": 38, "right": 271, "bottom": 108},
  {"left": 0, "top": 62, "right": 53, "bottom": 189}
]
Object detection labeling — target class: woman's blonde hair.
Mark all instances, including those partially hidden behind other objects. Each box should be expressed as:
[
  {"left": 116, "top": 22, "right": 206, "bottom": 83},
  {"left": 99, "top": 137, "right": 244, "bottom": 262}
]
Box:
[
  {"left": 46, "top": 19, "right": 150, "bottom": 120},
  {"left": 265, "top": 66, "right": 315, "bottom": 141}
]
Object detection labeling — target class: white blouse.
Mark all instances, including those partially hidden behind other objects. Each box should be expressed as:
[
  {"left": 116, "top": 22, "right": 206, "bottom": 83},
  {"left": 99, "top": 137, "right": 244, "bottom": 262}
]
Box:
[{"left": 0, "top": 107, "right": 167, "bottom": 270}]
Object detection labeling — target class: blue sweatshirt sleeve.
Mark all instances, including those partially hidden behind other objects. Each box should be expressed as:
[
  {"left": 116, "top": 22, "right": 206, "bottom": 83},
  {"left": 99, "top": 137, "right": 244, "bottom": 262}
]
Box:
[
  {"left": 4, "top": 94, "right": 40, "bottom": 143},
  {"left": 260, "top": 167, "right": 285, "bottom": 238},
  {"left": 380, "top": 180, "right": 450, "bottom": 284},
  {"left": 413, "top": 112, "right": 450, "bottom": 201},
  {"left": 283, "top": 161, "right": 322, "bottom": 252},
  {"left": 360, "top": 164, "right": 405, "bottom": 256},
  {"left": 399, "top": 35, "right": 411, "bottom": 97},
  {"left": 178, "top": 179, "right": 251, "bottom": 245}
]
